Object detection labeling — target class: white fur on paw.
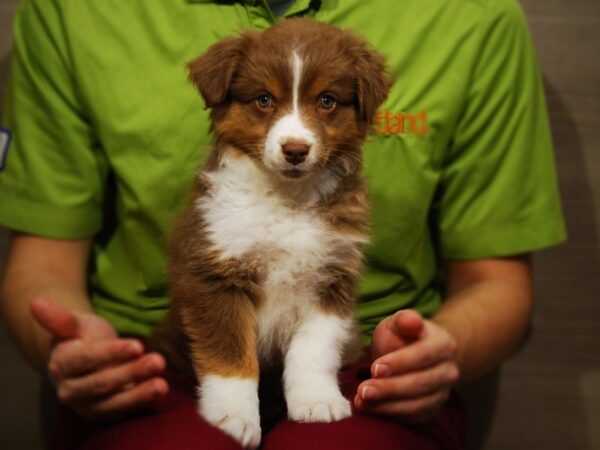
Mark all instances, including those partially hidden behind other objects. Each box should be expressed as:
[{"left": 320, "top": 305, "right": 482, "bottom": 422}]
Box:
[
  {"left": 199, "top": 376, "right": 261, "bottom": 448},
  {"left": 287, "top": 392, "right": 352, "bottom": 423},
  {"left": 203, "top": 408, "right": 261, "bottom": 449}
]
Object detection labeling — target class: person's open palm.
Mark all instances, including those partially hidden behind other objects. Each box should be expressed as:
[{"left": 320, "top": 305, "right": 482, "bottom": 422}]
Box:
[
  {"left": 354, "top": 310, "right": 460, "bottom": 423},
  {"left": 31, "top": 298, "right": 168, "bottom": 419}
]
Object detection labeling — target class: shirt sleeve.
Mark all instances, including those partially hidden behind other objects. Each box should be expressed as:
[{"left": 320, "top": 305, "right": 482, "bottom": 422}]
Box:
[
  {"left": 0, "top": 0, "right": 107, "bottom": 239},
  {"left": 435, "top": 0, "right": 567, "bottom": 259}
]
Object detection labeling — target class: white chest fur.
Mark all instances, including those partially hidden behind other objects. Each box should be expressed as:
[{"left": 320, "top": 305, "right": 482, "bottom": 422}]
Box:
[
  {"left": 196, "top": 151, "right": 349, "bottom": 357},
  {"left": 198, "top": 151, "right": 334, "bottom": 267}
]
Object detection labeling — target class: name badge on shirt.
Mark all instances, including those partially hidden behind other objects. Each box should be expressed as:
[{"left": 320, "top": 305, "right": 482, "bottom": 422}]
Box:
[{"left": 0, "top": 126, "right": 11, "bottom": 171}]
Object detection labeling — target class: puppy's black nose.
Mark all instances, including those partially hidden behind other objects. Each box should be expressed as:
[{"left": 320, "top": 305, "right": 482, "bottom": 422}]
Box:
[{"left": 282, "top": 142, "right": 310, "bottom": 165}]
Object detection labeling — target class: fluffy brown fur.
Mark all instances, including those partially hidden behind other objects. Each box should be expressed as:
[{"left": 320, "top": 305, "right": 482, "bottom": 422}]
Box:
[{"left": 149, "top": 18, "right": 390, "bottom": 443}]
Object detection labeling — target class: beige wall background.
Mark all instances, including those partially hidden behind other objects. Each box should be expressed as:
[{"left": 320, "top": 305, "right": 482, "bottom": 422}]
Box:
[{"left": 0, "top": 0, "right": 599, "bottom": 449}]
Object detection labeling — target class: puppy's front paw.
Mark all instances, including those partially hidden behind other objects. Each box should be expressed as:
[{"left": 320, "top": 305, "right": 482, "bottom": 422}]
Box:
[
  {"left": 287, "top": 391, "right": 352, "bottom": 423},
  {"left": 202, "top": 406, "right": 261, "bottom": 448},
  {"left": 199, "top": 376, "right": 261, "bottom": 448}
]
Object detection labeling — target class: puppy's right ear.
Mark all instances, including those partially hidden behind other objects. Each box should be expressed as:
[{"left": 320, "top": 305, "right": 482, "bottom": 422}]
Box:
[{"left": 187, "top": 34, "right": 250, "bottom": 108}]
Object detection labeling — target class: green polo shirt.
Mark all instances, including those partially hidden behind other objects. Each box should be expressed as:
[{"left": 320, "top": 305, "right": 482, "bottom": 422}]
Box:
[{"left": 0, "top": 0, "right": 566, "bottom": 342}]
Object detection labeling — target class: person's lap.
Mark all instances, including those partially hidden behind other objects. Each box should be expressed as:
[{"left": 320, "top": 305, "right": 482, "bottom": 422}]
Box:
[{"left": 51, "top": 354, "right": 466, "bottom": 450}]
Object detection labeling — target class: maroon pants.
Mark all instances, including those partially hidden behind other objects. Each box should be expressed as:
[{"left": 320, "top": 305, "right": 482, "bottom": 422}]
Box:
[{"left": 52, "top": 355, "right": 466, "bottom": 450}]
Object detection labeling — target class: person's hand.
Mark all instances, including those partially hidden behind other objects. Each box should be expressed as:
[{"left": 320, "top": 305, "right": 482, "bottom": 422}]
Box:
[
  {"left": 354, "top": 310, "right": 460, "bottom": 423},
  {"left": 30, "top": 297, "right": 168, "bottom": 420}
]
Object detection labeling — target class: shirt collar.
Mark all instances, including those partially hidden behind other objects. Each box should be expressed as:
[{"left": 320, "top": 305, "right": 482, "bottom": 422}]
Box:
[{"left": 186, "top": 0, "right": 322, "bottom": 15}]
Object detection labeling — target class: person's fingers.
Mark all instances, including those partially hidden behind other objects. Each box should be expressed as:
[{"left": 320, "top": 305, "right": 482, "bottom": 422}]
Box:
[
  {"left": 371, "top": 310, "right": 423, "bottom": 359},
  {"left": 371, "top": 329, "right": 457, "bottom": 377},
  {"left": 355, "top": 389, "right": 449, "bottom": 423},
  {"left": 73, "top": 311, "right": 120, "bottom": 341},
  {"left": 78, "top": 377, "right": 169, "bottom": 420},
  {"left": 48, "top": 338, "right": 144, "bottom": 379},
  {"left": 30, "top": 298, "right": 80, "bottom": 339},
  {"left": 357, "top": 362, "right": 460, "bottom": 402},
  {"left": 390, "top": 310, "right": 424, "bottom": 340},
  {"left": 57, "top": 353, "right": 166, "bottom": 405}
]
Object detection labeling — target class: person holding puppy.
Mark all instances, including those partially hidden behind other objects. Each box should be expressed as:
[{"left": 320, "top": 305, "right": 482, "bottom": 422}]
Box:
[{"left": 0, "top": 0, "right": 566, "bottom": 448}]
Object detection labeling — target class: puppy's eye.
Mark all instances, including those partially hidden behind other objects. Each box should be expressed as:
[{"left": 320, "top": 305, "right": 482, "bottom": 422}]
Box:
[
  {"left": 256, "top": 94, "right": 274, "bottom": 110},
  {"left": 318, "top": 95, "right": 336, "bottom": 111}
]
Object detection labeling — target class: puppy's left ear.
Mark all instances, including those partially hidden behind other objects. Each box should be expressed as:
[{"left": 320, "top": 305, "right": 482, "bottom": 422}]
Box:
[
  {"left": 187, "top": 32, "right": 254, "bottom": 108},
  {"left": 354, "top": 45, "right": 391, "bottom": 123}
]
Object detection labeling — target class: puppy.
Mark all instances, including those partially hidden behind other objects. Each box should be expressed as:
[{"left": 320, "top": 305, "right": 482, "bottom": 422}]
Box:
[{"left": 155, "top": 18, "right": 390, "bottom": 448}]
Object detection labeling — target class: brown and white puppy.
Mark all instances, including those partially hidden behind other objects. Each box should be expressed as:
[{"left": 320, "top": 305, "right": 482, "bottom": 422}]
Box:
[{"left": 159, "top": 18, "right": 389, "bottom": 448}]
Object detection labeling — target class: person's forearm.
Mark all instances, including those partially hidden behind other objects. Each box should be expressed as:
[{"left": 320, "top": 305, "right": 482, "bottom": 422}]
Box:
[
  {"left": 0, "top": 234, "right": 94, "bottom": 371},
  {"left": 432, "top": 257, "right": 533, "bottom": 383}
]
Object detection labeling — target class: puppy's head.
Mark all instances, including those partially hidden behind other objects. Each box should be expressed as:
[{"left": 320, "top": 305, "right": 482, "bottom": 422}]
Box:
[{"left": 188, "top": 19, "right": 390, "bottom": 180}]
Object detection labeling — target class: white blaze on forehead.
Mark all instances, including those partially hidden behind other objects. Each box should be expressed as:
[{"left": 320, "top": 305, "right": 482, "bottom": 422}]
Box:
[
  {"left": 264, "top": 50, "right": 318, "bottom": 170},
  {"left": 292, "top": 51, "right": 302, "bottom": 113}
]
